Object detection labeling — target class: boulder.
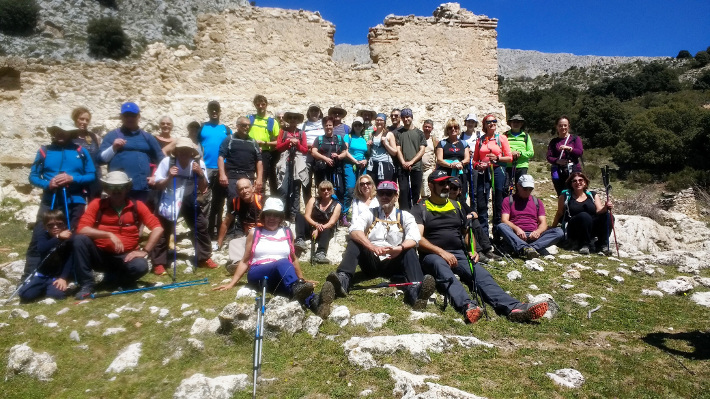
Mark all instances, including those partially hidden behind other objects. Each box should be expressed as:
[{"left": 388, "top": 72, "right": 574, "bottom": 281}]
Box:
[
  {"left": 190, "top": 317, "right": 221, "bottom": 335},
  {"left": 1, "top": 260, "right": 26, "bottom": 283},
  {"left": 690, "top": 292, "right": 710, "bottom": 307},
  {"left": 7, "top": 343, "right": 57, "bottom": 381},
  {"left": 329, "top": 305, "right": 351, "bottom": 327},
  {"left": 263, "top": 296, "right": 304, "bottom": 335},
  {"left": 173, "top": 373, "right": 249, "bottom": 399},
  {"left": 657, "top": 278, "right": 694, "bottom": 295},
  {"left": 106, "top": 342, "right": 142, "bottom": 373},
  {"left": 350, "top": 313, "right": 391, "bottom": 332},
  {"left": 526, "top": 294, "right": 559, "bottom": 319},
  {"left": 546, "top": 368, "right": 585, "bottom": 388},
  {"left": 303, "top": 316, "right": 323, "bottom": 337}
]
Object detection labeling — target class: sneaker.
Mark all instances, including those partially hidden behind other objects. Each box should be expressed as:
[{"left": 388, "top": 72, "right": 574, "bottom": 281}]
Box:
[
  {"left": 412, "top": 274, "right": 436, "bottom": 310},
  {"left": 313, "top": 252, "right": 329, "bottom": 264},
  {"left": 521, "top": 247, "right": 539, "bottom": 260},
  {"left": 290, "top": 279, "right": 315, "bottom": 303},
  {"left": 294, "top": 238, "right": 308, "bottom": 252},
  {"left": 579, "top": 245, "right": 590, "bottom": 255},
  {"left": 326, "top": 271, "right": 348, "bottom": 298},
  {"left": 507, "top": 302, "right": 549, "bottom": 322},
  {"left": 339, "top": 215, "right": 350, "bottom": 228},
  {"left": 199, "top": 258, "right": 219, "bottom": 269},
  {"left": 464, "top": 303, "right": 483, "bottom": 324},
  {"left": 309, "top": 281, "right": 335, "bottom": 318},
  {"left": 153, "top": 265, "right": 167, "bottom": 276},
  {"left": 75, "top": 285, "right": 93, "bottom": 300}
]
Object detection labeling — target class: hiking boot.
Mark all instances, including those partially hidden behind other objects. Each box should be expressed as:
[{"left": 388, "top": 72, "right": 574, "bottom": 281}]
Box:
[
  {"left": 507, "top": 302, "right": 549, "bottom": 322},
  {"left": 464, "top": 303, "right": 483, "bottom": 324},
  {"left": 579, "top": 245, "right": 590, "bottom": 255},
  {"left": 153, "top": 265, "right": 167, "bottom": 276},
  {"left": 477, "top": 252, "right": 490, "bottom": 263},
  {"left": 199, "top": 258, "right": 219, "bottom": 269},
  {"left": 294, "top": 238, "right": 308, "bottom": 252},
  {"left": 521, "top": 247, "right": 539, "bottom": 260},
  {"left": 313, "top": 252, "right": 329, "bottom": 264},
  {"left": 412, "top": 274, "right": 436, "bottom": 310},
  {"left": 339, "top": 215, "right": 350, "bottom": 228},
  {"left": 74, "top": 285, "right": 93, "bottom": 300},
  {"left": 600, "top": 247, "right": 613, "bottom": 256},
  {"left": 326, "top": 271, "right": 349, "bottom": 298},
  {"left": 483, "top": 250, "right": 502, "bottom": 260},
  {"left": 309, "top": 281, "right": 335, "bottom": 319},
  {"left": 290, "top": 279, "right": 315, "bottom": 303}
]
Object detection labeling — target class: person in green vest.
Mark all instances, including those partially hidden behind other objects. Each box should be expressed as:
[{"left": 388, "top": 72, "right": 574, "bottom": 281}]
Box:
[
  {"left": 248, "top": 95, "right": 280, "bottom": 195},
  {"left": 502, "top": 114, "right": 534, "bottom": 193}
]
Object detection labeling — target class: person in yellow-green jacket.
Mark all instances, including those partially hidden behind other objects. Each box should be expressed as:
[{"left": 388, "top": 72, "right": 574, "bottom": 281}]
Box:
[
  {"left": 248, "top": 95, "right": 281, "bottom": 195},
  {"left": 502, "top": 114, "right": 534, "bottom": 194}
]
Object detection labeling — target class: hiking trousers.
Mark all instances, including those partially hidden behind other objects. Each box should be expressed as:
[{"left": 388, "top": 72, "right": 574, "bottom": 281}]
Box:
[{"left": 496, "top": 224, "right": 564, "bottom": 254}]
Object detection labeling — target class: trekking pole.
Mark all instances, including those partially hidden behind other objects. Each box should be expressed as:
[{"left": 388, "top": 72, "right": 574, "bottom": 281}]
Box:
[
  {"left": 172, "top": 176, "right": 178, "bottom": 283},
  {"left": 602, "top": 166, "right": 620, "bottom": 257},
  {"left": 406, "top": 169, "right": 413, "bottom": 208},
  {"left": 84, "top": 278, "right": 208, "bottom": 299},
  {"left": 62, "top": 187, "right": 71, "bottom": 230},
  {"left": 252, "top": 276, "right": 267, "bottom": 399},
  {"left": 468, "top": 159, "right": 475, "bottom": 205},
  {"left": 193, "top": 176, "right": 198, "bottom": 273},
  {"left": 50, "top": 191, "right": 56, "bottom": 210},
  {"left": 5, "top": 241, "right": 68, "bottom": 304},
  {"left": 350, "top": 281, "right": 423, "bottom": 291},
  {"left": 464, "top": 228, "right": 489, "bottom": 319},
  {"left": 310, "top": 230, "right": 317, "bottom": 265}
]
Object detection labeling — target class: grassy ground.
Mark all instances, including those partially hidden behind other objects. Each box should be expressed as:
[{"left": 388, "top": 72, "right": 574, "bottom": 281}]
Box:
[{"left": 1, "top": 172, "right": 709, "bottom": 398}]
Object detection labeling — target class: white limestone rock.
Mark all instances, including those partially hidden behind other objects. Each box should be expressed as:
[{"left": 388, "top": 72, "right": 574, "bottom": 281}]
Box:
[
  {"left": 657, "top": 278, "right": 694, "bottom": 295},
  {"left": 526, "top": 293, "right": 559, "bottom": 319},
  {"left": 547, "top": 368, "right": 585, "bottom": 388},
  {"left": 235, "top": 287, "right": 257, "bottom": 298},
  {"left": 350, "top": 313, "right": 391, "bottom": 332},
  {"left": 409, "top": 311, "right": 439, "bottom": 321},
  {"left": 70, "top": 330, "right": 80, "bottom": 342},
  {"left": 328, "top": 305, "right": 351, "bottom": 327},
  {"left": 612, "top": 275, "right": 625, "bottom": 283},
  {"left": 303, "top": 315, "right": 323, "bottom": 337},
  {"left": 528, "top": 284, "right": 539, "bottom": 291},
  {"left": 56, "top": 307, "right": 70, "bottom": 315},
  {"left": 562, "top": 269, "right": 581, "bottom": 279},
  {"left": 524, "top": 260, "right": 544, "bottom": 271},
  {"left": 190, "top": 317, "right": 221, "bottom": 335},
  {"left": 616, "top": 267, "right": 632, "bottom": 275},
  {"left": 571, "top": 293, "right": 592, "bottom": 307},
  {"left": 103, "top": 327, "right": 126, "bottom": 336},
  {"left": 560, "top": 284, "right": 575, "bottom": 290},
  {"left": 595, "top": 269, "right": 609, "bottom": 276},
  {"left": 85, "top": 320, "right": 101, "bottom": 327},
  {"left": 507, "top": 270, "right": 522, "bottom": 281},
  {"left": 37, "top": 298, "right": 56, "bottom": 305},
  {"left": 106, "top": 342, "right": 142, "bottom": 373},
  {"left": 690, "top": 292, "right": 710, "bottom": 307},
  {"left": 263, "top": 296, "right": 305, "bottom": 335},
  {"left": 187, "top": 338, "right": 205, "bottom": 351},
  {"left": 10, "top": 308, "right": 29, "bottom": 319},
  {"left": 173, "top": 373, "right": 248, "bottom": 399},
  {"left": 641, "top": 289, "right": 664, "bottom": 297},
  {"left": 0, "top": 260, "right": 25, "bottom": 283},
  {"left": 384, "top": 364, "right": 485, "bottom": 399},
  {"left": 7, "top": 343, "right": 57, "bottom": 381}
]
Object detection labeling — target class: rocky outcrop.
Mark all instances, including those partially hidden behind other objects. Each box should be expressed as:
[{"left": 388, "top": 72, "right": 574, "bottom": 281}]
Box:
[{"left": 6, "top": 343, "right": 57, "bottom": 381}]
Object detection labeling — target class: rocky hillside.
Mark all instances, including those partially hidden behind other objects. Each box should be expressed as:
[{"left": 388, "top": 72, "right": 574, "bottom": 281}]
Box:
[{"left": 0, "top": 0, "right": 249, "bottom": 60}]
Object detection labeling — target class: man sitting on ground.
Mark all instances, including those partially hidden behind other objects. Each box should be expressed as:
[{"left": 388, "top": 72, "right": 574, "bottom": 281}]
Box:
[
  {"left": 73, "top": 171, "right": 164, "bottom": 299},
  {"left": 413, "top": 170, "right": 549, "bottom": 324},
  {"left": 495, "top": 174, "right": 564, "bottom": 259},
  {"left": 326, "top": 181, "right": 436, "bottom": 311}
]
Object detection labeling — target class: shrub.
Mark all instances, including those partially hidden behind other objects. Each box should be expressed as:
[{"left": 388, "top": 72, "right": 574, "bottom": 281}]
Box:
[
  {"left": 0, "top": 0, "right": 39, "bottom": 36},
  {"left": 96, "top": 0, "right": 118, "bottom": 9},
  {"left": 676, "top": 50, "right": 692, "bottom": 59},
  {"left": 87, "top": 17, "right": 132, "bottom": 60},
  {"left": 163, "top": 16, "right": 184, "bottom": 36},
  {"left": 693, "top": 70, "right": 710, "bottom": 91},
  {"left": 695, "top": 51, "right": 710, "bottom": 67}
]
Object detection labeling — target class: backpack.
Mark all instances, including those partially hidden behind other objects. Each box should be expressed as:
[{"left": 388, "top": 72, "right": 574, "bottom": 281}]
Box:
[
  {"left": 503, "top": 130, "right": 529, "bottom": 165},
  {"left": 477, "top": 134, "right": 502, "bottom": 152},
  {"left": 249, "top": 226, "right": 295, "bottom": 265},
  {"left": 419, "top": 199, "right": 466, "bottom": 231},
  {"left": 36, "top": 144, "right": 88, "bottom": 173},
  {"left": 316, "top": 134, "right": 344, "bottom": 154},
  {"left": 365, "top": 207, "right": 405, "bottom": 237},
  {"left": 248, "top": 115, "right": 275, "bottom": 134},
  {"left": 227, "top": 134, "right": 260, "bottom": 152}
]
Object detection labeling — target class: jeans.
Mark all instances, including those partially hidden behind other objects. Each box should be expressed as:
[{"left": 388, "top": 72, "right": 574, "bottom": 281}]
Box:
[
  {"left": 495, "top": 224, "right": 564, "bottom": 254},
  {"left": 73, "top": 234, "right": 149, "bottom": 289},
  {"left": 476, "top": 166, "right": 505, "bottom": 237},
  {"left": 246, "top": 258, "right": 300, "bottom": 298},
  {"left": 566, "top": 212, "right": 613, "bottom": 248}
]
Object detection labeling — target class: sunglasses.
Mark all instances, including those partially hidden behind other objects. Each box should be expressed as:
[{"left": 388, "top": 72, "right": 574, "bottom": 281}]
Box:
[
  {"left": 390, "top": 114, "right": 400, "bottom": 118},
  {"left": 263, "top": 212, "right": 282, "bottom": 218},
  {"left": 485, "top": 120, "right": 498, "bottom": 124},
  {"left": 359, "top": 181, "right": 372, "bottom": 186},
  {"left": 377, "top": 190, "right": 396, "bottom": 197},
  {"left": 448, "top": 126, "right": 461, "bottom": 131},
  {"left": 572, "top": 179, "right": 585, "bottom": 183},
  {"left": 320, "top": 188, "right": 332, "bottom": 192},
  {"left": 236, "top": 123, "right": 250, "bottom": 127},
  {"left": 46, "top": 222, "right": 65, "bottom": 228},
  {"left": 105, "top": 184, "right": 126, "bottom": 191}
]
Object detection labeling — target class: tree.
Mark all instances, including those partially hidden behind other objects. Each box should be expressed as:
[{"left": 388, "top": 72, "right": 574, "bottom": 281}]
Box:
[
  {"left": 694, "top": 51, "right": 710, "bottom": 67},
  {"left": 676, "top": 50, "right": 692, "bottom": 59},
  {"left": 575, "top": 96, "right": 626, "bottom": 148},
  {"left": 87, "top": 17, "right": 132, "bottom": 60},
  {"left": 693, "top": 70, "right": 710, "bottom": 91},
  {"left": 0, "top": 0, "right": 39, "bottom": 36}
]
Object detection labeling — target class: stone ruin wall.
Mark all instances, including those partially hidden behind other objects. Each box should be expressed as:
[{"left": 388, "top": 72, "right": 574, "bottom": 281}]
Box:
[{"left": 0, "top": 3, "right": 503, "bottom": 188}]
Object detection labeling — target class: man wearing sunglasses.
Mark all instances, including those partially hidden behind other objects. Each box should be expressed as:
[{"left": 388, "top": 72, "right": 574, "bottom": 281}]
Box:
[
  {"left": 413, "top": 170, "right": 549, "bottom": 324},
  {"left": 326, "top": 181, "right": 436, "bottom": 311},
  {"left": 496, "top": 175, "right": 563, "bottom": 260}
]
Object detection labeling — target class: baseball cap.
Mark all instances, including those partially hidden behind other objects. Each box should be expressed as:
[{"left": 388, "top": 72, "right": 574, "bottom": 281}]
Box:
[
  {"left": 377, "top": 181, "right": 398, "bottom": 192},
  {"left": 262, "top": 197, "right": 285, "bottom": 213},
  {"left": 428, "top": 169, "right": 453, "bottom": 183},
  {"left": 464, "top": 113, "right": 479, "bottom": 122},
  {"left": 352, "top": 116, "right": 364, "bottom": 125},
  {"left": 518, "top": 174, "right": 535, "bottom": 188},
  {"left": 121, "top": 102, "right": 140, "bottom": 115}
]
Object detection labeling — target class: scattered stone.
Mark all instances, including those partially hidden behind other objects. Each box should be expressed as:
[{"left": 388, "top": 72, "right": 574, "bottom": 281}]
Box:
[
  {"left": 263, "top": 296, "right": 305, "bottom": 335},
  {"left": 409, "top": 311, "right": 439, "bottom": 321},
  {"left": 70, "top": 331, "right": 80, "bottom": 342},
  {"left": 561, "top": 284, "right": 575, "bottom": 290},
  {"left": 1, "top": 260, "right": 26, "bottom": 282},
  {"left": 86, "top": 320, "right": 101, "bottom": 327},
  {"left": 107, "top": 313, "right": 120, "bottom": 319},
  {"left": 103, "top": 327, "right": 127, "bottom": 336},
  {"left": 657, "top": 278, "right": 694, "bottom": 295},
  {"left": 547, "top": 368, "right": 585, "bottom": 388},
  {"left": 641, "top": 289, "right": 664, "bottom": 297},
  {"left": 190, "top": 317, "right": 221, "bottom": 335},
  {"left": 115, "top": 304, "right": 141, "bottom": 313},
  {"left": 359, "top": 389, "right": 373, "bottom": 396},
  {"left": 329, "top": 305, "right": 351, "bottom": 327},
  {"left": 528, "top": 284, "right": 539, "bottom": 291},
  {"left": 181, "top": 303, "right": 192, "bottom": 310},
  {"left": 106, "top": 342, "right": 142, "bottom": 373},
  {"left": 571, "top": 293, "right": 592, "bottom": 307},
  {"left": 235, "top": 287, "right": 257, "bottom": 298},
  {"left": 524, "top": 260, "right": 544, "bottom": 271},
  {"left": 8, "top": 252, "right": 19, "bottom": 258},
  {"left": 616, "top": 267, "right": 631, "bottom": 275},
  {"left": 0, "top": 323, "right": 9, "bottom": 328},
  {"left": 7, "top": 343, "right": 57, "bottom": 381},
  {"left": 695, "top": 277, "right": 710, "bottom": 288},
  {"left": 569, "top": 262, "right": 591, "bottom": 270},
  {"left": 543, "top": 255, "right": 555, "bottom": 261},
  {"left": 10, "top": 308, "right": 29, "bottom": 319},
  {"left": 507, "top": 270, "right": 522, "bottom": 281},
  {"left": 595, "top": 269, "right": 609, "bottom": 276},
  {"left": 546, "top": 245, "right": 559, "bottom": 255},
  {"left": 689, "top": 292, "right": 710, "bottom": 307},
  {"left": 34, "top": 315, "right": 48, "bottom": 324},
  {"left": 38, "top": 298, "right": 56, "bottom": 305},
  {"left": 158, "top": 308, "right": 170, "bottom": 319},
  {"left": 162, "top": 347, "right": 183, "bottom": 365},
  {"left": 187, "top": 338, "right": 205, "bottom": 351},
  {"left": 558, "top": 254, "right": 575, "bottom": 260},
  {"left": 56, "top": 307, "right": 70, "bottom": 315},
  {"left": 385, "top": 364, "right": 485, "bottom": 399},
  {"left": 183, "top": 310, "right": 199, "bottom": 317},
  {"left": 173, "top": 373, "right": 249, "bottom": 399},
  {"left": 612, "top": 276, "right": 625, "bottom": 283},
  {"left": 303, "top": 316, "right": 323, "bottom": 337},
  {"left": 351, "top": 313, "right": 391, "bottom": 332},
  {"left": 141, "top": 293, "right": 156, "bottom": 299},
  {"left": 562, "top": 269, "right": 581, "bottom": 279}
]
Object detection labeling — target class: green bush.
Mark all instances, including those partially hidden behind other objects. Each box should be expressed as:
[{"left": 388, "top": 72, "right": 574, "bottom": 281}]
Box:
[
  {"left": 695, "top": 51, "right": 710, "bottom": 67},
  {"left": 87, "top": 17, "right": 132, "bottom": 60},
  {"left": 0, "top": 0, "right": 39, "bottom": 36},
  {"left": 676, "top": 50, "right": 692, "bottom": 59},
  {"left": 695, "top": 70, "right": 710, "bottom": 91}
]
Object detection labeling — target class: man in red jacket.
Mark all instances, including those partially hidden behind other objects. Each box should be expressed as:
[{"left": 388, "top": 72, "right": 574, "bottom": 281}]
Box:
[{"left": 73, "top": 171, "right": 164, "bottom": 299}]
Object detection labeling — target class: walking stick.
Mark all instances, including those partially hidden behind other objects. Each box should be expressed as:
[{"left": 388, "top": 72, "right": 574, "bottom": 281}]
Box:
[
  {"left": 193, "top": 175, "right": 198, "bottom": 273},
  {"left": 84, "top": 278, "right": 209, "bottom": 299},
  {"left": 310, "top": 230, "right": 317, "bottom": 265},
  {"left": 468, "top": 158, "right": 475, "bottom": 205},
  {"left": 62, "top": 187, "right": 71, "bottom": 230},
  {"left": 252, "top": 276, "right": 267, "bottom": 399},
  {"left": 464, "top": 228, "right": 489, "bottom": 319},
  {"left": 50, "top": 191, "right": 56, "bottom": 210},
  {"left": 172, "top": 176, "right": 178, "bottom": 283},
  {"left": 601, "top": 166, "right": 620, "bottom": 257},
  {"left": 406, "top": 169, "right": 413, "bottom": 208},
  {"left": 350, "top": 281, "right": 423, "bottom": 290}
]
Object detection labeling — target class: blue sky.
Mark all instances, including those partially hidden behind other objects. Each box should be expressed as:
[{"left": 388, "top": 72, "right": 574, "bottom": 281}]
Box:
[{"left": 257, "top": 0, "right": 710, "bottom": 57}]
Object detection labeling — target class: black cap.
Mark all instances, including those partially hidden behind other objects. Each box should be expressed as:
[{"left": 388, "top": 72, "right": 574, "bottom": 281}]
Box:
[{"left": 428, "top": 169, "right": 453, "bottom": 183}]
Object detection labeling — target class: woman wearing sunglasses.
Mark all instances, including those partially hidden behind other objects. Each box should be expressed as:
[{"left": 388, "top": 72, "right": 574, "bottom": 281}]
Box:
[
  {"left": 294, "top": 180, "right": 342, "bottom": 264},
  {"left": 351, "top": 174, "right": 379, "bottom": 223},
  {"left": 551, "top": 172, "right": 614, "bottom": 255}
]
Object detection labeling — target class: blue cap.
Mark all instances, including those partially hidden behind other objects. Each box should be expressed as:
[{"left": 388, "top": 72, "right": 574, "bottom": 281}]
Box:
[
  {"left": 121, "top": 102, "right": 140, "bottom": 115},
  {"left": 400, "top": 108, "right": 413, "bottom": 117}
]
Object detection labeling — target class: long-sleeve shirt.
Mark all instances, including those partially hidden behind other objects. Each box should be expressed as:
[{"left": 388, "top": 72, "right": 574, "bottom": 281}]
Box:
[
  {"left": 546, "top": 134, "right": 584, "bottom": 167},
  {"left": 472, "top": 134, "right": 512, "bottom": 167},
  {"left": 275, "top": 130, "right": 308, "bottom": 154},
  {"left": 99, "top": 127, "right": 165, "bottom": 191},
  {"left": 29, "top": 143, "right": 96, "bottom": 205},
  {"left": 503, "top": 130, "right": 534, "bottom": 169}
]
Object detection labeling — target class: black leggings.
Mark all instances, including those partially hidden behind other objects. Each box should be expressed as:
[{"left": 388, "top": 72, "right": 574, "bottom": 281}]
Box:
[{"left": 566, "top": 212, "right": 613, "bottom": 247}]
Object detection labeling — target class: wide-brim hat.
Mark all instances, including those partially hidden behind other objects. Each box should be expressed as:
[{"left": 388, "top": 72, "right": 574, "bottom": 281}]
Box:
[
  {"left": 327, "top": 106, "right": 347, "bottom": 117},
  {"left": 47, "top": 116, "right": 78, "bottom": 134},
  {"left": 170, "top": 137, "right": 200, "bottom": 159},
  {"left": 356, "top": 109, "right": 377, "bottom": 120},
  {"left": 283, "top": 111, "right": 305, "bottom": 124},
  {"left": 101, "top": 171, "right": 132, "bottom": 186},
  {"left": 306, "top": 104, "right": 323, "bottom": 118}
]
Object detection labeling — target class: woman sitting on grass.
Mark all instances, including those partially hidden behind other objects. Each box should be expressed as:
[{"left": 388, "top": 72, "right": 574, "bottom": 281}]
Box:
[{"left": 213, "top": 197, "right": 333, "bottom": 316}]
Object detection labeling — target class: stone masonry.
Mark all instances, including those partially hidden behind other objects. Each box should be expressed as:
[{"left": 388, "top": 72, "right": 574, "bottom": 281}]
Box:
[{"left": 0, "top": 3, "right": 503, "bottom": 187}]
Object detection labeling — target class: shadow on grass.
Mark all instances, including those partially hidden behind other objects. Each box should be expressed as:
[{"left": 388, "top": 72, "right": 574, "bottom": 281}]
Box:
[{"left": 642, "top": 330, "right": 710, "bottom": 360}]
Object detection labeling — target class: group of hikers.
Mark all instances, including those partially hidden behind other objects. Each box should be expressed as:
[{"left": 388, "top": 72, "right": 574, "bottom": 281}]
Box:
[{"left": 16, "top": 96, "right": 616, "bottom": 325}]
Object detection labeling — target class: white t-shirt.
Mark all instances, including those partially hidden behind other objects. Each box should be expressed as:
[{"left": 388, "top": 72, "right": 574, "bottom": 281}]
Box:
[
  {"left": 154, "top": 157, "right": 208, "bottom": 197},
  {"left": 250, "top": 227, "right": 292, "bottom": 266},
  {"left": 351, "top": 197, "right": 380, "bottom": 223},
  {"left": 301, "top": 120, "right": 325, "bottom": 149}
]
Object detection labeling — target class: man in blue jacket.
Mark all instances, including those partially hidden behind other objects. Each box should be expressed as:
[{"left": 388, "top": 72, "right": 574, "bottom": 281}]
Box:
[
  {"left": 23, "top": 116, "right": 96, "bottom": 280},
  {"left": 99, "top": 102, "right": 164, "bottom": 204}
]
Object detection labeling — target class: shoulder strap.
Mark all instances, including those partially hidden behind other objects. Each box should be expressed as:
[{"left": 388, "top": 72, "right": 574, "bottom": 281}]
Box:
[
  {"left": 248, "top": 115, "right": 256, "bottom": 125},
  {"left": 250, "top": 227, "right": 262, "bottom": 262},
  {"left": 266, "top": 117, "right": 275, "bottom": 133}
]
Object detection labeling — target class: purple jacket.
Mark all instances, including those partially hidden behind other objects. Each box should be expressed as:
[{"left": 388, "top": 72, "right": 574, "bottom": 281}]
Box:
[{"left": 546, "top": 135, "right": 583, "bottom": 168}]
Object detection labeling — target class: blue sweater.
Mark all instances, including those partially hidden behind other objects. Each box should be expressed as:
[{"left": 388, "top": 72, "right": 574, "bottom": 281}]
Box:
[
  {"left": 99, "top": 127, "right": 165, "bottom": 191},
  {"left": 29, "top": 143, "right": 96, "bottom": 205}
]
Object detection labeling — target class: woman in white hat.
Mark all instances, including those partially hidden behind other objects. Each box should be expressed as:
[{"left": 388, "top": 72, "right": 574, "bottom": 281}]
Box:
[
  {"left": 213, "top": 197, "right": 333, "bottom": 316},
  {"left": 151, "top": 137, "right": 216, "bottom": 275}
]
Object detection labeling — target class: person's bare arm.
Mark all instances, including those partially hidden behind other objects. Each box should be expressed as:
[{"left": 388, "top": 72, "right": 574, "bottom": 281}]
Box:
[
  {"left": 213, "top": 230, "right": 255, "bottom": 290},
  {"left": 218, "top": 156, "right": 228, "bottom": 187},
  {"left": 551, "top": 195, "right": 565, "bottom": 227},
  {"left": 217, "top": 213, "right": 235, "bottom": 248}
]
